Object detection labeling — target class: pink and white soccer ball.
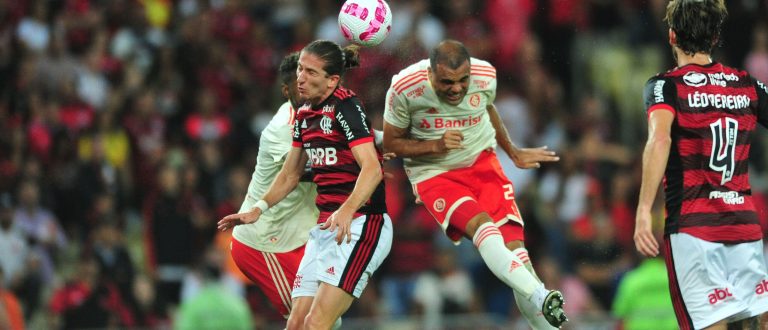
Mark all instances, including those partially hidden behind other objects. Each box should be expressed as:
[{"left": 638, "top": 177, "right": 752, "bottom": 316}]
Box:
[{"left": 338, "top": 0, "right": 392, "bottom": 47}]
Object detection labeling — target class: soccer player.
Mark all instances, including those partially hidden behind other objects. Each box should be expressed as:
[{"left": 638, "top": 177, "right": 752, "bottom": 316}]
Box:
[
  {"left": 227, "top": 52, "right": 319, "bottom": 320},
  {"left": 219, "top": 40, "right": 392, "bottom": 330},
  {"left": 383, "top": 39, "right": 568, "bottom": 328},
  {"left": 634, "top": 1, "right": 768, "bottom": 329}
]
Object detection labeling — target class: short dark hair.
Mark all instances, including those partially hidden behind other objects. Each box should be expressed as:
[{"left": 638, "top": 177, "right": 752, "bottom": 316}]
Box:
[
  {"left": 301, "top": 40, "right": 360, "bottom": 77},
  {"left": 278, "top": 52, "right": 299, "bottom": 85},
  {"left": 430, "top": 40, "right": 471, "bottom": 70},
  {"left": 665, "top": 0, "right": 728, "bottom": 56}
]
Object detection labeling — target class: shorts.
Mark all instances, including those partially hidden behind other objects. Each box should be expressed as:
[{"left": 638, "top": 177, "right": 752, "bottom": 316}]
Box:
[
  {"left": 414, "top": 150, "right": 524, "bottom": 243},
  {"left": 665, "top": 233, "right": 768, "bottom": 329},
  {"left": 230, "top": 238, "right": 304, "bottom": 317},
  {"left": 292, "top": 214, "right": 392, "bottom": 299}
]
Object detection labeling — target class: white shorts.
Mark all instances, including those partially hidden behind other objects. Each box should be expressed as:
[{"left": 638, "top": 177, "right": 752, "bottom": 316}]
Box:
[
  {"left": 292, "top": 214, "right": 392, "bottom": 299},
  {"left": 666, "top": 233, "right": 768, "bottom": 329}
]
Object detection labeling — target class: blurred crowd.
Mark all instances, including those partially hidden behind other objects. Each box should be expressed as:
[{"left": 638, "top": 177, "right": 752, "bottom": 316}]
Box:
[{"left": 1, "top": 0, "right": 768, "bottom": 329}]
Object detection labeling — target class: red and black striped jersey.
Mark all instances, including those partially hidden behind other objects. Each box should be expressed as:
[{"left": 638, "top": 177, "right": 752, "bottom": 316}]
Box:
[
  {"left": 644, "top": 62, "right": 768, "bottom": 243},
  {"left": 291, "top": 86, "right": 387, "bottom": 223}
]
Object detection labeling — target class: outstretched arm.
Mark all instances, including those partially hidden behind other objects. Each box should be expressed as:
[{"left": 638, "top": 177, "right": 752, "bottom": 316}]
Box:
[
  {"left": 218, "top": 146, "right": 308, "bottom": 230},
  {"left": 486, "top": 104, "right": 558, "bottom": 169}
]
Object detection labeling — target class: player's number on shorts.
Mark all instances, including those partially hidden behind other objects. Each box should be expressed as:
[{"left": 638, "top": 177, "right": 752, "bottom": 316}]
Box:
[
  {"left": 709, "top": 117, "right": 738, "bottom": 185},
  {"left": 503, "top": 184, "right": 514, "bottom": 200}
]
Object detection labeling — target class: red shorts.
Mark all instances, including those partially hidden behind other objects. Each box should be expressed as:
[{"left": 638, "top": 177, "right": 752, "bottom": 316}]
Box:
[
  {"left": 231, "top": 238, "right": 305, "bottom": 318},
  {"left": 414, "top": 150, "right": 524, "bottom": 243}
]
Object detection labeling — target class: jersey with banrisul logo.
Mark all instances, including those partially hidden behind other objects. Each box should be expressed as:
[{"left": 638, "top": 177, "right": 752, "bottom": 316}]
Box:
[
  {"left": 644, "top": 62, "right": 768, "bottom": 243},
  {"left": 383, "top": 58, "right": 497, "bottom": 183},
  {"left": 291, "top": 86, "right": 387, "bottom": 223}
]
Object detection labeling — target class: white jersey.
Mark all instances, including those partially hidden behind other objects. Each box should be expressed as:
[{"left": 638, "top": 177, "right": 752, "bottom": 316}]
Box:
[
  {"left": 384, "top": 58, "right": 498, "bottom": 183},
  {"left": 233, "top": 102, "right": 319, "bottom": 253}
]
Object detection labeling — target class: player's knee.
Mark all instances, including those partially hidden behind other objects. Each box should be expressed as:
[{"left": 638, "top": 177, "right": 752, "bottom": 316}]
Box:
[
  {"left": 286, "top": 311, "right": 305, "bottom": 330},
  {"left": 465, "top": 212, "right": 493, "bottom": 237},
  {"left": 505, "top": 239, "right": 525, "bottom": 251},
  {"left": 304, "top": 311, "right": 332, "bottom": 330}
]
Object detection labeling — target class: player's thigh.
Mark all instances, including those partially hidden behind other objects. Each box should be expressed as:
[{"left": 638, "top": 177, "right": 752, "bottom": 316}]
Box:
[
  {"left": 306, "top": 282, "right": 355, "bottom": 327},
  {"left": 316, "top": 214, "right": 392, "bottom": 298},
  {"left": 723, "top": 240, "right": 768, "bottom": 323},
  {"left": 231, "top": 238, "right": 303, "bottom": 316},
  {"left": 668, "top": 233, "right": 749, "bottom": 329},
  {"left": 292, "top": 226, "right": 323, "bottom": 300},
  {"left": 415, "top": 174, "right": 487, "bottom": 241},
  {"left": 475, "top": 156, "right": 524, "bottom": 227}
]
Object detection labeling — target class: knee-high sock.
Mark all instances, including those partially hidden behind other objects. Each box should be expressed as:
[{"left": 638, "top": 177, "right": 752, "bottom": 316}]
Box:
[
  {"left": 512, "top": 248, "right": 556, "bottom": 329},
  {"left": 472, "top": 222, "right": 546, "bottom": 304}
]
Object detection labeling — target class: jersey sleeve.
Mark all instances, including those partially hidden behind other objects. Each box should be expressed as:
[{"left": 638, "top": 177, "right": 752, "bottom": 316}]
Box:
[
  {"left": 643, "top": 76, "right": 677, "bottom": 117},
  {"left": 336, "top": 97, "right": 374, "bottom": 147},
  {"left": 753, "top": 78, "right": 768, "bottom": 129},
  {"left": 471, "top": 59, "right": 497, "bottom": 104},
  {"left": 486, "top": 75, "right": 497, "bottom": 104},
  {"left": 291, "top": 117, "right": 302, "bottom": 148},
  {"left": 383, "top": 80, "right": 411, "bottom": 129}
]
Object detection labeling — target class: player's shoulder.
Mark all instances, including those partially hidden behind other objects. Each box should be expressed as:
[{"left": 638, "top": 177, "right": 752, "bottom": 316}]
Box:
[
  {"left": 332, "top": 86, "right": 357, "bottom": 101},
  {"left": 390, "top": 59, "right": 430, "bottom": 95},
  {"left": 469, "top": 58, "right": 496, "bottom": 92},
  {"left": 469, "top": 58, "right": 496, "bottom": 75},
  {"left": 264, "top": 102, "right": 293, "bottom": 132},
  {"left": 644, "top": 70, "right": 675, "bottom": 88}
]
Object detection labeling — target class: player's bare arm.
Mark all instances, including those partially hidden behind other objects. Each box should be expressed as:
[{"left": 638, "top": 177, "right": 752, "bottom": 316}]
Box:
[
  {"left": 486, "top": 104, "right": 559, "bottom": 169},
  {"left": 320, "top": 141, "right": 383, "bottom": 244},
  {"left": 373, "top": 128, "right": 396, "bottom": 160},
  {"left": 634, "top": 110, "right": 674, "bottom": 257},
  {"left": 218, "top": 146, "right": 308, "bottom": 231},
  {"left": 383, "top": 122, "right": 464, "bottom": 157}
]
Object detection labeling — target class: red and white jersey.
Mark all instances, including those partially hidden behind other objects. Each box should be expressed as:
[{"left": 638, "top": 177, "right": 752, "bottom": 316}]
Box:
[
  {"left": 384, "top": 58, "right": 498, "bottom": 183},
  {"left": 233, "top": 102, "right": 319, "bottom": 253}
]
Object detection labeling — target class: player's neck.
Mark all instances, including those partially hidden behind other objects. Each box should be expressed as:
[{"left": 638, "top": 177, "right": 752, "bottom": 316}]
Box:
[
  {"left": 311, "top": 87, "right": 337, "bottom": 107},
  {"left": 675, "top": 49, "right": 713, "bottom": 68}
]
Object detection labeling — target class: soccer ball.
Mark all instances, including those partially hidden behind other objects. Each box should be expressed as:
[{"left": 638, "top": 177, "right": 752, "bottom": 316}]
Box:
[{"left": 338, "top": 0, "right": 392, "bottom": 47}]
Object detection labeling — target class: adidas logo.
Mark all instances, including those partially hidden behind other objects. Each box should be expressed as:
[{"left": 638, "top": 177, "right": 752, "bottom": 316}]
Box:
[
  {"left": 426, "top": 108, "right": 439, "bottom": 114},
  {"left": 326, "top": 266, "right": 335, "bottom": 276},
  {"left": 509, "top": 261, "right": 522, "bottom": 272},
  {"left": 301, "top": 119, "right": 308, "bottom": 129}
]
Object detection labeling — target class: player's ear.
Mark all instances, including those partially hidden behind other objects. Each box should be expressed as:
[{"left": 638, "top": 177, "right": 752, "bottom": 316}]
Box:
[
  {"left": 668, "top": 28, "right": 676, "bottom": 46},
  {"left": 281, "top": 83, "right": 289, "bottom": 99},
  {"left": 328, "top": 74, "right": 340, "bottom": 88}
]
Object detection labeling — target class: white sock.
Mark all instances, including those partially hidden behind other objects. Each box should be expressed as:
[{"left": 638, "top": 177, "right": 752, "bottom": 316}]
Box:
[
  {"left": 512, "top": 248, "right": 556, "bottom": 329},
  {"left": 472, "top": 222, "right": 546, "bottom": 300}
]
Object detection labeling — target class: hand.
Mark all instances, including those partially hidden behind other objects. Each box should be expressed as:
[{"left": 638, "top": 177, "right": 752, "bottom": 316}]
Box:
[
  {"left": 217, "top": 209, "right": 262, "bottom": 231},
  {"left": 435, "top": 130, "right": 464, "bottom": 153},
  {"left": 511, "top": 146, "right": 559, "bottom": 169},
  {"left": 320, "top": 209, "right": 354, "bottom": 244},
  {"left": 634, "top": 210, "right": 659, "bottom": 257},
  {"left": 383, "top": 152, "right": 397, "bottom": 160}
]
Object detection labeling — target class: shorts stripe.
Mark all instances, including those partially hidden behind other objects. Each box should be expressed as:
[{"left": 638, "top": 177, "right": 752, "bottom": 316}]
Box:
[
  {"left": 445, "top": 197, "right": 473, "bottom": 225},
  {"left": 340, "top": 214, "right": 384, "bottom": 293},
  {"left": 343, "top": 214, "right": 380, "bottom": 291},
  {"left": 266, "top": 252, "right": 294, "bottom": 311},
  {"left": 262, "top": 252, "right": 292, "bottom": 312},
  {"left": 664, "top": 237, "right": 695, "bottom": 330}
]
